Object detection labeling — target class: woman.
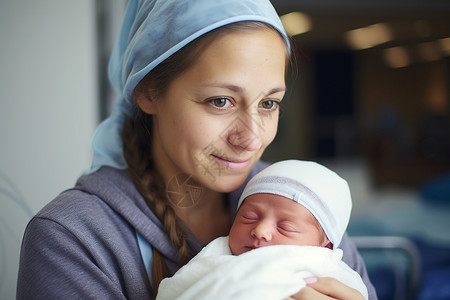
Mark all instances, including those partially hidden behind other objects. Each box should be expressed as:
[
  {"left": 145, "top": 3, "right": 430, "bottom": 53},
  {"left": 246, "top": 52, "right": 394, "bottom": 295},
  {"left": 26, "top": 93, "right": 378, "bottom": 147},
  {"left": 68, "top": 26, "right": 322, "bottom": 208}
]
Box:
[{"left": 17, "top": 0, "right": 377, "bottom": 299}]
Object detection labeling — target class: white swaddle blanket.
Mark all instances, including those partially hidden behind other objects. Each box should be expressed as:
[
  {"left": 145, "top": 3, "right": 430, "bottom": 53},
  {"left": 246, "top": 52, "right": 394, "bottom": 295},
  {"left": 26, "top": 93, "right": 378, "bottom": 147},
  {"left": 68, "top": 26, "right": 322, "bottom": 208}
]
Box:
[{"left": 157, "top": 236, "right": 368, "bottom": 300}]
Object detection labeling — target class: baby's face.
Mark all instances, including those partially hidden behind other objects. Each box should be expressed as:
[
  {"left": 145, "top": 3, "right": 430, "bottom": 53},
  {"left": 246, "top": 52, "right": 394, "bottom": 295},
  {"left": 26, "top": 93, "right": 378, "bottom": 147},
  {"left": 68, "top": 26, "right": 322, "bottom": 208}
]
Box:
[{"left": 229, "top": 193, "right": 328, "bottom": 255}]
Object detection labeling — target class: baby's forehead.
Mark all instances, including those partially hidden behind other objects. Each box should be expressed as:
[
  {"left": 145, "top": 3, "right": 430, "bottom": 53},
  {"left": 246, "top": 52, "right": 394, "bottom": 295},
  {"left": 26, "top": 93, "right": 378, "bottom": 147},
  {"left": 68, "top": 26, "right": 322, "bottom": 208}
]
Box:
[
  {"left": 243, "top": 192, "right": 292, "bottom": 203},
  {"left": 241, "top": 193, "right": 321, "bottom": 223},
  {"left": 242, "top": 193, "right": 310, "bottom": 213},
  {"left": 242, "top": 192, "right": 300, "bottom": 205}
]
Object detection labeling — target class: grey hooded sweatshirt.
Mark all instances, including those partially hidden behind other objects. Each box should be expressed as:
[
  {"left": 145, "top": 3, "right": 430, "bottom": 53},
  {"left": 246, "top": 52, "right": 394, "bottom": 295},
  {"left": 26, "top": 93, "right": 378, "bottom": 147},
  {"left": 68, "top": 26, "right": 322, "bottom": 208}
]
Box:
[{"left": 17, "top": 162, "right": 377, "bottom": 299}]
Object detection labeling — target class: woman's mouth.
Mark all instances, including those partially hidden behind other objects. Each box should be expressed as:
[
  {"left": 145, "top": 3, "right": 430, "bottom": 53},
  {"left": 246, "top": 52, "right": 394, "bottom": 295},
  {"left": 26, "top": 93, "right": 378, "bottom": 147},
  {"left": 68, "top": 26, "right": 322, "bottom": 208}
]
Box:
[{"left": 212, "top": 155, "right": 252, "bottom": 171}]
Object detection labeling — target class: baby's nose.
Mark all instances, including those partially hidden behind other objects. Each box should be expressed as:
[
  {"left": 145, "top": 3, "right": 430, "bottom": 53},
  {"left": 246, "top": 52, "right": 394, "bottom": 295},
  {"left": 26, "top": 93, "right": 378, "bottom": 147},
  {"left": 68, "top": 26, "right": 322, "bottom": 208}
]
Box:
[{"left": 251, "top": 221, "right": 273, "bottom": 242}]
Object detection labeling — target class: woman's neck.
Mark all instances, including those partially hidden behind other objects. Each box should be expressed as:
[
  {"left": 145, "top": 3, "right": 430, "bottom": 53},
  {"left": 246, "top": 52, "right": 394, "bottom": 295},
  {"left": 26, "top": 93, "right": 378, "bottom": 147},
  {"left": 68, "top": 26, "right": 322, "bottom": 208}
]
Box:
[
  {"left": 171, "top": 187, "right": 231, "bottom": 245},
  {"left": 150, "top": 145, "right": 231, "bottom": 244}
]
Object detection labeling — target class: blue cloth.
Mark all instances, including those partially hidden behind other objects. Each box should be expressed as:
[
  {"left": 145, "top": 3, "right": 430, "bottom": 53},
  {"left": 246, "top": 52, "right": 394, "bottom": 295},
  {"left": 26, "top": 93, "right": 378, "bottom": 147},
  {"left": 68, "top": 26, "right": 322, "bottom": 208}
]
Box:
[
  {"left": 90, "top": 0, "right": 289, "bottom": 171},
  {"left": 137, "top": 231, "right": 153, "bottom": 286}
]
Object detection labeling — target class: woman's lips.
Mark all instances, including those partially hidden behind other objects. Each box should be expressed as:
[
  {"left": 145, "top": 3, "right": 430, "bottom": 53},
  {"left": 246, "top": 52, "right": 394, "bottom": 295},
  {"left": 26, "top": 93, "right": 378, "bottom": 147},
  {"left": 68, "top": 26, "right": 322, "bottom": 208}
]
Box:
[{"left": 212, "top": 155, "right": 251, "bottom": 170}]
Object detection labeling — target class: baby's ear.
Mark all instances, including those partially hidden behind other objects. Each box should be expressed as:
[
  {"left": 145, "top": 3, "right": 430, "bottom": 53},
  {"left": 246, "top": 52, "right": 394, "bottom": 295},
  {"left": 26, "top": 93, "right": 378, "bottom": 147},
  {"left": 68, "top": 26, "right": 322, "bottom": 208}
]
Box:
[{"left": 321, "top": 237, "right": 333, "bottom": 250}]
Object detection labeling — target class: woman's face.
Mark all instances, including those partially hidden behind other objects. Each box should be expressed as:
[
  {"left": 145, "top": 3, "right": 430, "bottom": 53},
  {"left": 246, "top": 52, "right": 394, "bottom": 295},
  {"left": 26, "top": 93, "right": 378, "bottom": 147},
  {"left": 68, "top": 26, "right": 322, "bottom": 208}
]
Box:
[
  {"left": 137, "top": 29, "right": 287, "bottom": 192},
  {"left": 229, "top": 193, "right": 328, "bottom": 255}
]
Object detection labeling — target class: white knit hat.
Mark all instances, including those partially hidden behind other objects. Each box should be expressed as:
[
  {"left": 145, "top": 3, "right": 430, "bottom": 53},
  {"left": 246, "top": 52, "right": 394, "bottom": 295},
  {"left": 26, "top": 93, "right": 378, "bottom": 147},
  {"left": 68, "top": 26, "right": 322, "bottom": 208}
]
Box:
[{"left": 238, "top": 160, "right": 352, "bottom": 249}]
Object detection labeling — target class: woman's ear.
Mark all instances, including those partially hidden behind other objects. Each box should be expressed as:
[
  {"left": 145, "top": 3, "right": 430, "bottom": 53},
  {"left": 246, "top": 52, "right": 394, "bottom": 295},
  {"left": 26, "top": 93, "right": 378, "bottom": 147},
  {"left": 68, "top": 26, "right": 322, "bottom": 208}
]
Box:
[{"left": 134, "top": 89, "right": 157, "bottom": 114}]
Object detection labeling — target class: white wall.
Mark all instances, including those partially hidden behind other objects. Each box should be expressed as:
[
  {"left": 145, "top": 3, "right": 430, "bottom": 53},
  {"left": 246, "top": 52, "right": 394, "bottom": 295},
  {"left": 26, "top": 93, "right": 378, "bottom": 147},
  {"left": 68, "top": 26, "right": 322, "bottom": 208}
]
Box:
[{"left": 0, "top": 1, "right": 98, "bottom": 299}]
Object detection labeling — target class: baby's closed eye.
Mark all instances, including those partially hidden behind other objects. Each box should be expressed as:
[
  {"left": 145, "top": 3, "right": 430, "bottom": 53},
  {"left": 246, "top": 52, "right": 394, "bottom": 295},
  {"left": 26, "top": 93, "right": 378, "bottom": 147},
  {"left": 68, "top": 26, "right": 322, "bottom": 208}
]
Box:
[
  {"left": 239, "top": 211, "right": 259, "bottom": 223},
  {"left": 278, "top": 222, "right": 300, "bottom": 233}
]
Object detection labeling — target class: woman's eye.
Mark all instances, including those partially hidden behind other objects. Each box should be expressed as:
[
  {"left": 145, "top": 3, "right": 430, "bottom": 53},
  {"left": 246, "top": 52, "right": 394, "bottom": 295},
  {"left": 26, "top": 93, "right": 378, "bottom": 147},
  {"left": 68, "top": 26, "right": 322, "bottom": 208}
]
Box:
[
  {"left": 209, "top": 97, "right": 232, "bottom": 109},
  {"left": 260, "top": 100, "right": 279, "bottom": 111}
]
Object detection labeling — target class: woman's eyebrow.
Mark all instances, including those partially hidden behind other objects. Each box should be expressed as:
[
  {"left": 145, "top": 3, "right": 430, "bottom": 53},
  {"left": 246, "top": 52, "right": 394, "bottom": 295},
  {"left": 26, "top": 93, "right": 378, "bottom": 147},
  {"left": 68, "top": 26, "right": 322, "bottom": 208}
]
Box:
[
  {"left": 202, "top": 83, "right": 285, "bottom": 95},
  {"left": 202, "top": 82, "right": 245, "bottom": 93},
  {"left": 265, "top": 86, "right": 286, "bottom": 96}
]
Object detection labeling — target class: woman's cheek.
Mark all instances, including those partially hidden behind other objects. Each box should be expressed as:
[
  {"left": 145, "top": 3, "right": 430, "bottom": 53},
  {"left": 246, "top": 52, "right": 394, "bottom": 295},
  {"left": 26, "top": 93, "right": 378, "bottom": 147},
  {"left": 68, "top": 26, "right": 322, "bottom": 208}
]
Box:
[{"left": 261, "top": 117, "right": 279, "bottom": 147}]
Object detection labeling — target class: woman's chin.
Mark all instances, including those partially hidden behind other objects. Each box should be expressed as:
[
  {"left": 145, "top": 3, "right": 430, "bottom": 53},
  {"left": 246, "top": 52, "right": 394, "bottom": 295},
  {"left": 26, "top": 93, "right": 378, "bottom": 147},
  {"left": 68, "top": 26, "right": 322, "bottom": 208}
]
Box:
[{"left": 200, "top": 173, "right": 249, "bottom": 193}]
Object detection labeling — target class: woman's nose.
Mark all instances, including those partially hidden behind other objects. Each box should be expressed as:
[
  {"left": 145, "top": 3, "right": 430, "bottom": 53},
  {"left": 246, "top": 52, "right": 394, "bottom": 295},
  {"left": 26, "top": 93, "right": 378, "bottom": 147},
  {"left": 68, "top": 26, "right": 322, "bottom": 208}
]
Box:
[
  {"left": 226, "top": 115, "right": 262, "bottom": 152},
  {"left": 251, "top": 221, "right": 273, "bottom": 242}
]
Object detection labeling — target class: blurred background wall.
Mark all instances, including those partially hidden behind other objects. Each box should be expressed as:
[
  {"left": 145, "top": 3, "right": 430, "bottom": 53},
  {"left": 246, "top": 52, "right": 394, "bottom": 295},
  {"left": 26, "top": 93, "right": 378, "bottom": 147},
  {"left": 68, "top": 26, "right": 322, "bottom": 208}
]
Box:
[
  {"left": 1, "top": 1, "right": 449, "bottom": 299},
  {"left": 0, "top": 1, "right": 98, "bottom": 299}
]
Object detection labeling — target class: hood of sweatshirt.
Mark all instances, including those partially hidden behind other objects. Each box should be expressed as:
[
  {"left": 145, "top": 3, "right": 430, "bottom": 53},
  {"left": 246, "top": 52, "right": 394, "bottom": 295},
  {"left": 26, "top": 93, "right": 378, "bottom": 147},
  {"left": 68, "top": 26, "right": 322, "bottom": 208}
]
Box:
[{"left": 75, "top": 164, "right": 265, "bottom": 272}]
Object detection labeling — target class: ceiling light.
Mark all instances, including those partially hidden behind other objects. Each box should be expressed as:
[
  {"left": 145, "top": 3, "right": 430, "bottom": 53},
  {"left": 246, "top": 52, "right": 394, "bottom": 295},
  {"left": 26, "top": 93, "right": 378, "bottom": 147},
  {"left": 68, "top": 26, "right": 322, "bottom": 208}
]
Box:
[
  {"left": 280, "top": 12, "right": 312, "bottom": 37},
  {"left": 346, "top": 23, "right": 393, "bottom": 50},
  {"left": 438, "top": 37, "right": 450, "bottom": 56},
  {"left": 417, "top": 41, "right": 442, "bottom": 62},
  {"left": 383, "top": 46, "right": 410, "bottom": 68}
]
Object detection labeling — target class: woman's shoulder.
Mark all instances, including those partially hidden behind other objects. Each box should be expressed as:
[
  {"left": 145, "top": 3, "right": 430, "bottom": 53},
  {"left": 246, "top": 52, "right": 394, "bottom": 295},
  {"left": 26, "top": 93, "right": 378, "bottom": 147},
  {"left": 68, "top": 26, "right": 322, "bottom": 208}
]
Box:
[
  {"left": 29, "top": 166, "right": 170, "bottom": 256},
  {"left": 32, "top": 166, "right": 146, "bottom": 238},
  {"left": 18, "top": 167, "right": 151, "bottom": 299},
  {"left": 34, "top": 185, "right": 110, "bottom": 226},
  {"left": 35, "top": 167, "right": 127, "bottom": 220}
]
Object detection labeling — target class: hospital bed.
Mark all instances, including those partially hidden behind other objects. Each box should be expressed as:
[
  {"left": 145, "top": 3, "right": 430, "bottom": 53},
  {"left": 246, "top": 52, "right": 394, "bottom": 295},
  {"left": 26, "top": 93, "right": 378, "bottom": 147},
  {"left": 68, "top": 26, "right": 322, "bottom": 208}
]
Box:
[{"left": 348, "top": 180, "right": 450, "bottom": 300}]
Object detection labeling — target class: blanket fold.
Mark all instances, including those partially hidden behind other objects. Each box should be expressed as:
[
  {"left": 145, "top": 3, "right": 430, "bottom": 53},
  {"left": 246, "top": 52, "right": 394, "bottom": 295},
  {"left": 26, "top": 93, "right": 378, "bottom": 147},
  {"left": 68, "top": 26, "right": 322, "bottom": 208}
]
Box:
[{"left": 157, "top": 236, "right": 368, "bottom": 300}]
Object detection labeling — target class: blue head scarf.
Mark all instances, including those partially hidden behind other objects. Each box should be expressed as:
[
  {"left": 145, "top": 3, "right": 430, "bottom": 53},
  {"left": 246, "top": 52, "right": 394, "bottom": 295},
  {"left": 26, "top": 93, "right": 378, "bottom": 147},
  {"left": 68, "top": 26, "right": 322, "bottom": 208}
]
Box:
[{"left": 90, "top": 0, "right": 289, "bottom": 171}]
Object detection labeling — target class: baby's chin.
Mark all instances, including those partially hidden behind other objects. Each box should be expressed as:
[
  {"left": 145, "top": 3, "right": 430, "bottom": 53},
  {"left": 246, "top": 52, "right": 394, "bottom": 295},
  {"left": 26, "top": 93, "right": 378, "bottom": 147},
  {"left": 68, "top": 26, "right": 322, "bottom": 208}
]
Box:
[{"left": 230, "top": 246, "right": 254, "bottom": 256}]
